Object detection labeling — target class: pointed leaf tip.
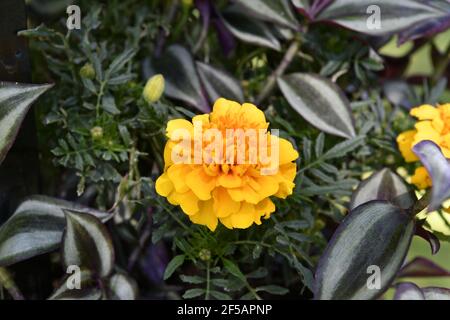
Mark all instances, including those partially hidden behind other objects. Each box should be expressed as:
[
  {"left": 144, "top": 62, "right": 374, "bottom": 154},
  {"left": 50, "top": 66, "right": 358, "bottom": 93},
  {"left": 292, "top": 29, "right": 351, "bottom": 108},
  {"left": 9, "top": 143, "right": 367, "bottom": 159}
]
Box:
[{"left": 0, "top": 82, "right": 53, "bottom": 165}]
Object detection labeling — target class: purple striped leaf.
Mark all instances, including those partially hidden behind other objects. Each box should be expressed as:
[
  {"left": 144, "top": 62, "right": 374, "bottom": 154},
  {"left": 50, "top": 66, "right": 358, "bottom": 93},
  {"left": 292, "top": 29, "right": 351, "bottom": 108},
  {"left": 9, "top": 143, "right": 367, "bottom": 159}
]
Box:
[
  {"left": 398, "top": 257, "right": 450, "bottom": 278},
  {"left": 412, "top": 140, "right": 450, "bottom": 212}
]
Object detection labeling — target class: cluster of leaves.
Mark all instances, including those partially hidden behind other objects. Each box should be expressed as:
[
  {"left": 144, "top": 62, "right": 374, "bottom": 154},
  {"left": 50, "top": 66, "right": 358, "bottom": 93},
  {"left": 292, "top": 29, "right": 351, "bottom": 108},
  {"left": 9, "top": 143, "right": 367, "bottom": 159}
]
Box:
[{"left": 0, "top": 0, "right": 450, "bottom": 300}]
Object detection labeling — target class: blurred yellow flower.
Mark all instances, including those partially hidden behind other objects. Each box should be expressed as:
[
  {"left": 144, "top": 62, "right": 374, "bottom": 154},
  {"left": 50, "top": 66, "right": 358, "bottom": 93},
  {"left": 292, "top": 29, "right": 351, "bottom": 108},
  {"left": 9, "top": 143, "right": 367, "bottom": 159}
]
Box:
[
  {"left": 143, "top": 74, "right": 165, "bottom": 103},
  {"left": 155, "top": 98, "right": 299, "bottom": 231},
  {"left": 397, "top": 103, "right": 450, "bottom": 189}
]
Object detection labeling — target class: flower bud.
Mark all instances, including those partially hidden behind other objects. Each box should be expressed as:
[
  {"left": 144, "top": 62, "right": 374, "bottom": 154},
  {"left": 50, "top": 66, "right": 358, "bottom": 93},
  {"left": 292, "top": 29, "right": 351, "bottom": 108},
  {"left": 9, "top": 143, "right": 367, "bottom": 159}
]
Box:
[
  {"left": 90, "top": 126, "right": 103, "bottom": 140},
  {"left": 198, "top": 249, "right": 211, "bottom": 262},
  {"left": 79, "top": 63, "right": 96, "bottom": 80},
  {"left": 143, "top": 74, "right": 165, "bottom": 103}
]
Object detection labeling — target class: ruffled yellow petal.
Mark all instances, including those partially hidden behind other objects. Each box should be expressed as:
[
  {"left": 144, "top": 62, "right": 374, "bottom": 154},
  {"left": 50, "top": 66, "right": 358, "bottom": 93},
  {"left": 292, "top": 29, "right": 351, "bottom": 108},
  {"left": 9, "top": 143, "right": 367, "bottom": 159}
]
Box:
[
  {"left": 210, "top": 98, "right": 241, "bottom": 123},
  {"left": 254, "top": 198, "right": 275, "bottom": 224},
  {"left": 169, "top": 190, "right": 199, "bottom": 215},
  {"left": 432, "top": 117, "right": 445, "bottom": 133},
  {"left": 228, "top": 184, "right": 260, "bottom": 204},
  {"left": 219, "top": 216, "right": 234, "bottom": 229},
  {"left": 167, "top": 165, "right": 190, "bottom": 193},
  {"left": 277, "top": 137, "right": 299, "bottom": 164},
  {"left": 396, "top": 130, "right": 418, "bottom": 162},
  {"left": 189, "top": 200, "right": 218, "bottom": 231},
  {"left": 155, "top": 173, "right": 173, "bottom": 196},
  {"left": 192, "top": 114, "right": 210, "bottom": 125},
  {"left": 186, "top": 167, "right": 216, "bottom": 200},
  {"left": 212, "top": 187, "right": 240, "bottom": 218},
  {"left": 241, "top": 103, "right": 267, "bottom": 128},
  {"left": 414, "top": 121, "right": 442, "bottom": 145},
  {"left": 163, "top": 141, "right": 175, "bottom": 169},
  {"left": 166, "top": 119, "right": 193, "bottom": 141},
  {"left": 230, "top": 202, "right": 255, "bottom": 229},
  {"left": 217, "top": 173, "right": 242, "bottom": 188},
  {"left": 254, "top": 175, "right": 279, "bottom": 199},
  {"left": 411, "top": 166, "right": 432, "bottom": 189},
  {"left": 410, "top": 104, "right": 440, "bottom": 120}
]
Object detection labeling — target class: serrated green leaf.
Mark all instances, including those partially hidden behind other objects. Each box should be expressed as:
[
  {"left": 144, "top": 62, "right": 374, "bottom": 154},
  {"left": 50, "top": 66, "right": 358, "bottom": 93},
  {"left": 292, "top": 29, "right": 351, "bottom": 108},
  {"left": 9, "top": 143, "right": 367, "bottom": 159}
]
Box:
[
  {"left": 182, "top": 288, "right": 205, "bottom": 299},
  {"left": 222, "top": 258, "right": 246, "bottom": 282},
  {"left": 164, "top": 255, "right": 185, "bottom": 280},
  {"left": 256, "top": 285, "right": 289, "bottom": 295},
  {"left": 180, "top": 274, "right": 205, "bottom": 284},
  {"left": 210, "top": 290, "right": 232, "bottom": 300}
]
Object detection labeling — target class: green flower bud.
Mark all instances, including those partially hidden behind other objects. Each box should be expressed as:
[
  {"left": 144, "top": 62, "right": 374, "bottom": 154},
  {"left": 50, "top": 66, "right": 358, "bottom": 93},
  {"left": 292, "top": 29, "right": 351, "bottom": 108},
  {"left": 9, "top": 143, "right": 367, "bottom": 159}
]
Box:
[
  {"left": 143, "top": 74, "right": 165, "bottom": 103},
  {"left": 79, "top": 63, "right": 96, "bottom": 80},
  {"left": 90, "top": 126, "right": 103, "bottom": 140},
  {"left": 198, "top": 249, "right": 211, "bottom": 262}
]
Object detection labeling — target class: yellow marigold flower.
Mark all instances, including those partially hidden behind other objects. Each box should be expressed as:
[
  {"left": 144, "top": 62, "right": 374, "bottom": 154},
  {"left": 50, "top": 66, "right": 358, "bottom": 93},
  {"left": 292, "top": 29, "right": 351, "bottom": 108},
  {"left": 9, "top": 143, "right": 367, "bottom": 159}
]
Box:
[
  {"left": 397, "top": 103, "right": 450, "bottom": 189},
  {"left": 411, "top": 104, "right": 450, "bottom": 157},
  {"left": 155, "top": 98, "right": 299, "bottom": 231}
]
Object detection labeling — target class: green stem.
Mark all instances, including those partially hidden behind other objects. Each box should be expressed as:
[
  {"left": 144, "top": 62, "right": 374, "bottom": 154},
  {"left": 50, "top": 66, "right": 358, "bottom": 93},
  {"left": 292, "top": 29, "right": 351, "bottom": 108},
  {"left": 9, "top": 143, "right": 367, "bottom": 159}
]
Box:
[
  {"left": 0, "top": 268, "right": 24, "bottom": 300},
  {"left": 205, "top": 261, "right": 211, "bottom": 300},
  {"left": 244, "top": 281, "right": 262, "bottom": 300},
  {"left": 95, "top": 81, "right": 106, "bottom": 119}
]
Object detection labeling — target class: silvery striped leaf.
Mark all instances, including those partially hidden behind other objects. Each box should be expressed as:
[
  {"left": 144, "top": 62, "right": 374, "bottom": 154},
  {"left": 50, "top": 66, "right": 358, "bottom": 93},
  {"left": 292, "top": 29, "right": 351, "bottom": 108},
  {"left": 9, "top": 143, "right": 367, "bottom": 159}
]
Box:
[
  {"left": 221, "top": 6, "right": 281, "bottom": 51},
  {"left": 63, "top": 211, "right": 114, "bottom": 278},
  {"left": 0, "top": 195, "right": 111, "bottom": 266},
  {"left": 316, "top": 0, "right": 449, "bottom": 37},
  {"left": 278, "top": 73, "right": 356, "bottom": 139},
  {"left": 196, "top": 61, "right": 244, "bottom": 103},
  {"left": 0, "top": 82, "right": 53, "bottom": 165},
  {"left": 412, "top": 140, "right": 450, "bottom": 211},
  {"left": 350, "top": 168, "right": 415, "bottom": 210},
  {"left": 107, "top": 273, "right": 139, "bottom": 300},
  {"left": 48, "top": 268, "right": 102, "bottom": 300},
  {"left": 314, "top": 201, "right": 415, "bottom": 300},
  {"left": 233, "top": 0, "right": 299, "bottom": 30}
]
